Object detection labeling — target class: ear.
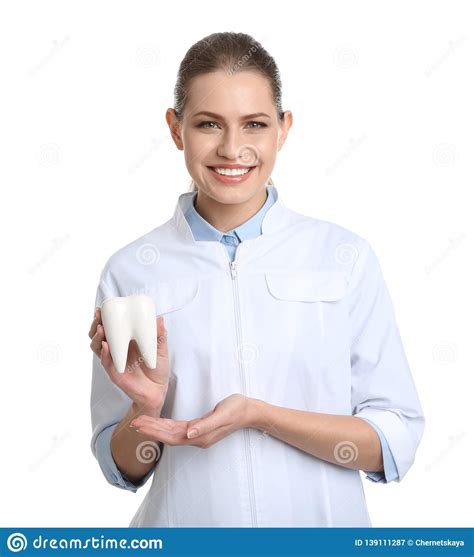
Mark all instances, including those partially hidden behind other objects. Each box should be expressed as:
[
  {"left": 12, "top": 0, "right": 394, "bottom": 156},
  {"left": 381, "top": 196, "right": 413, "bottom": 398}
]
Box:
[
  {"left": 166, "top": 108, "right": 184, "bottom": 151},
  {"left": 277, "top": 110, "right": 293, "bottom": 150}
]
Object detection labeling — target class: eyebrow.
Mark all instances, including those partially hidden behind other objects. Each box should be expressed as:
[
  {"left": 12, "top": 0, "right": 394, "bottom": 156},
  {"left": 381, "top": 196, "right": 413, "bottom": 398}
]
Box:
[{"left": 192, "top": 111, "right": 271, "bottom": 120}]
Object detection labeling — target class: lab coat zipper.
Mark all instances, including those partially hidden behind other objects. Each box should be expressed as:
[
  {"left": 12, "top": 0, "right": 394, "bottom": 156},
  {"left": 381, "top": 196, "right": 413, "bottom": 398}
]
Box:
[{"left": 229, "top": 259, "right": 258, "bottom": 527}]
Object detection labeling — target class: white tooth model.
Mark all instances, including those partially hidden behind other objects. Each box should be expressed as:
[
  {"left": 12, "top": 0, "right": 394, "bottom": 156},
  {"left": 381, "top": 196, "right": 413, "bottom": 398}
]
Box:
[{"left": 100, "top": 294, "right": 157, "bottom": 373}]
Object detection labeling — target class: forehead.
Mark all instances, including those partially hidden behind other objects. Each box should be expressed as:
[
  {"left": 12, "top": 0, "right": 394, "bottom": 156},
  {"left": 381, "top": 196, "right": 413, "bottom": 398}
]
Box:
[{"left": 185, "top": 70, "right": 274, "bottom": 117}]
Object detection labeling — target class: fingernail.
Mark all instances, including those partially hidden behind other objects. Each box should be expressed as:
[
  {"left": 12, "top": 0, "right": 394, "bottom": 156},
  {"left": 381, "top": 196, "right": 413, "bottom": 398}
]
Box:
[{"left": 187, "top": 428, "right": 199, "bottom": 439}]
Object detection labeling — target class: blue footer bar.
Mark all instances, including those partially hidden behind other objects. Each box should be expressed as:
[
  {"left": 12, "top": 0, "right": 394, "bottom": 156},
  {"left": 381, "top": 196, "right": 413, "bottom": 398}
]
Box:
[{"left": 1, "top": 528, "right": 472, "bottom": 556}]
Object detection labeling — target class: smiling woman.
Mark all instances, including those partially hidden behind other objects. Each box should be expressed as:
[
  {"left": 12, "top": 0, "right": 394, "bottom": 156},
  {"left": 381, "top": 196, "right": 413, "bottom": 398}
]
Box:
[
  {"left": 165, "top": 32, "right": 293, "bottom": 231},
  {"left": 89, "top": 31, "right": 425, "bottom": 529}
]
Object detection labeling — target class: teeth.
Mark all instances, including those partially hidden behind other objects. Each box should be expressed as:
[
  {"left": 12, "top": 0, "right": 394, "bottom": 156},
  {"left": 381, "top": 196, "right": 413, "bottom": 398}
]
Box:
[
  {"left": 100, "top": 294, "right": 157, "bottom": 373},
  {"left": 212, "top": 167, "right": 252, "bottom": 176}
]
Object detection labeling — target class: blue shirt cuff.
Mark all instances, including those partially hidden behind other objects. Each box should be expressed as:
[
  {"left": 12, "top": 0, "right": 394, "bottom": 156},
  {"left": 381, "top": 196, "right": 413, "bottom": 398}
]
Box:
[
  {"left": 95, "top": 423, "right": 156, "bottom": 492},
  {"left": 358, "top": 417, "right": 399, "bottom": 483}
]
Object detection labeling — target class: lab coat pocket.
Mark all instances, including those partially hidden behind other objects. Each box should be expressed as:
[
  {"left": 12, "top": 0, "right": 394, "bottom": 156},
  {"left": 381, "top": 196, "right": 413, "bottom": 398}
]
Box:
[
  {"left": 264, "top": 270, "right": 348, "bottom": 354},
  {"left": 151, "top": 277, "right": 200, "bottom": 316},
  {"left": 265, "top": 270, "right": 347, "bottom": 303}
]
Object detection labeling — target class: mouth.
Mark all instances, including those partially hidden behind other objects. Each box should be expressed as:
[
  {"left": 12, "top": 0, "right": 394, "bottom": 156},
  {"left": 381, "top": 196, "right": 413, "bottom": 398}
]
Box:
[{"left": 206, "top": 165, "right": 257, "bottom": 184}]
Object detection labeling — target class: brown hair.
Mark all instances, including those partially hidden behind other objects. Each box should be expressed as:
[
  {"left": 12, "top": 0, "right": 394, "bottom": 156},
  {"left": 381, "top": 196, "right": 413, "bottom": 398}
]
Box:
[{"left": 173, "top": 32, "right": 284, "bottom": 192}]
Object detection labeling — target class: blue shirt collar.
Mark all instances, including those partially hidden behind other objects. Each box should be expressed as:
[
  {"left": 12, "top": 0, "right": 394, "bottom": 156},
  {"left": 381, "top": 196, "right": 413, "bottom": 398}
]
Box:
[{"left": 183, "top": 186, "right": 276, "bottom": 243}]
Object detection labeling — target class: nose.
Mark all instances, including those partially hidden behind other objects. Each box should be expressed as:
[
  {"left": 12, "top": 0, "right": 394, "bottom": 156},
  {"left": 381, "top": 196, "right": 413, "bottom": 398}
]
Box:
[{"left": 216, "top": 128, "right": 244, "bottom": 161}]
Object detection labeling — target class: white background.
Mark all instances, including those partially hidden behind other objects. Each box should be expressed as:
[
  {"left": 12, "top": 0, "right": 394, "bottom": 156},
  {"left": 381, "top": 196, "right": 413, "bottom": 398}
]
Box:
[{"left": 0, "top": 0, "right": 472, "bottom": 527}]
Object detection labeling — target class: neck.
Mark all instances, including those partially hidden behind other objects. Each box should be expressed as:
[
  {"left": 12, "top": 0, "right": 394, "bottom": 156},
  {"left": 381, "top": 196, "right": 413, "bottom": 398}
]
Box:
[{"left": 194, "top": 187, "right": 268, "bottom": 232}]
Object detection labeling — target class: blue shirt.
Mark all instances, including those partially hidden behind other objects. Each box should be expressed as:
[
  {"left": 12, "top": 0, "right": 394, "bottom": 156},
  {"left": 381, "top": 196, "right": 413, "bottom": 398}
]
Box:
[
  {"left": 183, "top": 185, "right": 276, "bottom": 262},
  {"left": 94, "top": 186, "right": 399, "bottom": 491}
]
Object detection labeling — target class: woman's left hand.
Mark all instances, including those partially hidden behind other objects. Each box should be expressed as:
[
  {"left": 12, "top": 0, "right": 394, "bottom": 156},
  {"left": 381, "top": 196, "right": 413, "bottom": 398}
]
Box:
[{"left": 129, "top": 394, "right": 254, "bottom": 449}]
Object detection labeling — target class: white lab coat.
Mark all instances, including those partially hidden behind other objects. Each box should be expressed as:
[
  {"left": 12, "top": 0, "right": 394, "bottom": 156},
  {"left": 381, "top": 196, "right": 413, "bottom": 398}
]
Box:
[{"left": 90, "top": 186, "right": 425, "bottom": 527}]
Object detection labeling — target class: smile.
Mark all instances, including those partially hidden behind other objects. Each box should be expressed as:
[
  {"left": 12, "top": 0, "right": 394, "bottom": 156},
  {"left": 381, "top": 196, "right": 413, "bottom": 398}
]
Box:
[{"left": 206, "top": 166, "right": 257, "bottom": 184}]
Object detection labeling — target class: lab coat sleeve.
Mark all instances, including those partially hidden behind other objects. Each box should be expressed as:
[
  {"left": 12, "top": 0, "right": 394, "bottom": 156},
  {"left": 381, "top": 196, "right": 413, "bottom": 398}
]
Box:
[
  {"left": 89, "top": 262, "right": 158, "bottom": 492},
  {"left": 348, "top": 241, "right": 425, "bottom": 482},
  {"left": 359, "top": 418, "right": 399, "bottom": 483},
  {"left": 94, "top": 421, "right": 155, "bottom": 493}
]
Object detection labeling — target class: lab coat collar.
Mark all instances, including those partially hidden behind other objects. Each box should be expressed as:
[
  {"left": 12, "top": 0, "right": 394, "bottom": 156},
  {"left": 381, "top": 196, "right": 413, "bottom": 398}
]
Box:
[
  {"left": 183, "top": 186, "right": 277, "bottom": 243},
  {"left": 172, "top": 184, "right": 291, "bottom": 244}
]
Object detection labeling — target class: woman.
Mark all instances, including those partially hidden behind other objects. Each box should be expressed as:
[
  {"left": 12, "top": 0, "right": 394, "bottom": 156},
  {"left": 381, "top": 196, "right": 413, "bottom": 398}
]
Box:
[{"left": 88, "top": 32, "right": 424, "bottom": 527}]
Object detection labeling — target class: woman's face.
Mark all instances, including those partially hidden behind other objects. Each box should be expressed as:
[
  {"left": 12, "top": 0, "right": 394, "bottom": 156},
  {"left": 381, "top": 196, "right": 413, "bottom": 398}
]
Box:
[{"left": 167, "top": 70, "right": 292, "bottom": 205}]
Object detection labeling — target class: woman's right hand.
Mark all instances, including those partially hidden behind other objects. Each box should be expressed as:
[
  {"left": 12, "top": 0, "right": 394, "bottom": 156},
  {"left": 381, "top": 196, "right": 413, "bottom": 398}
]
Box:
[{"left": 89, "top": 308, "right": 170, "bottom": 413}]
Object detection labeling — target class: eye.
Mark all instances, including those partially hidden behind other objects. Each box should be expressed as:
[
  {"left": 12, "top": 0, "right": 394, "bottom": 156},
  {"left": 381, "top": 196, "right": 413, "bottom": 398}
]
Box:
[
  {"left": 197, "top": 121, "right": 220, "bottom": 129},
  {"left": 197, "top": 120, "right": 268, "bottom": 130},
  {"left": 247, "top": 121, "right": 267, "bottom": 129}
]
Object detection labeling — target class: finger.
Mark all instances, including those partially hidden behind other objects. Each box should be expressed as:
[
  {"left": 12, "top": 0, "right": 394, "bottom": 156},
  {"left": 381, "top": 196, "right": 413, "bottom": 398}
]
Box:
[
  {"left": 187, "top": 409, "right": 214, "bottom": 430},
  {"left": 100, "top": 340, "right": 121, "bottom": 383},
  {"left": 156, "top": 315, "right": 168, "bottom": 358},
  {"left": 88, "top": 308, "right": 102, "bottom": 339},
  {"left": 88, "top": 318, "right": 97, "bottom": 340},
  {"left": 187, "top": 411, "right": 225, "bottom": 439},
  {"left": 132, "top": 418, "right": 190, "bottom": 445},
  {"left": 190, "top": 423, "right": 234, "bottom": 448},
  {"left": 89, "top": 323, "right": 105, "bottom": 357},
  {"left": 132, "top": 416, "right": 186, "bottom": 432}
]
